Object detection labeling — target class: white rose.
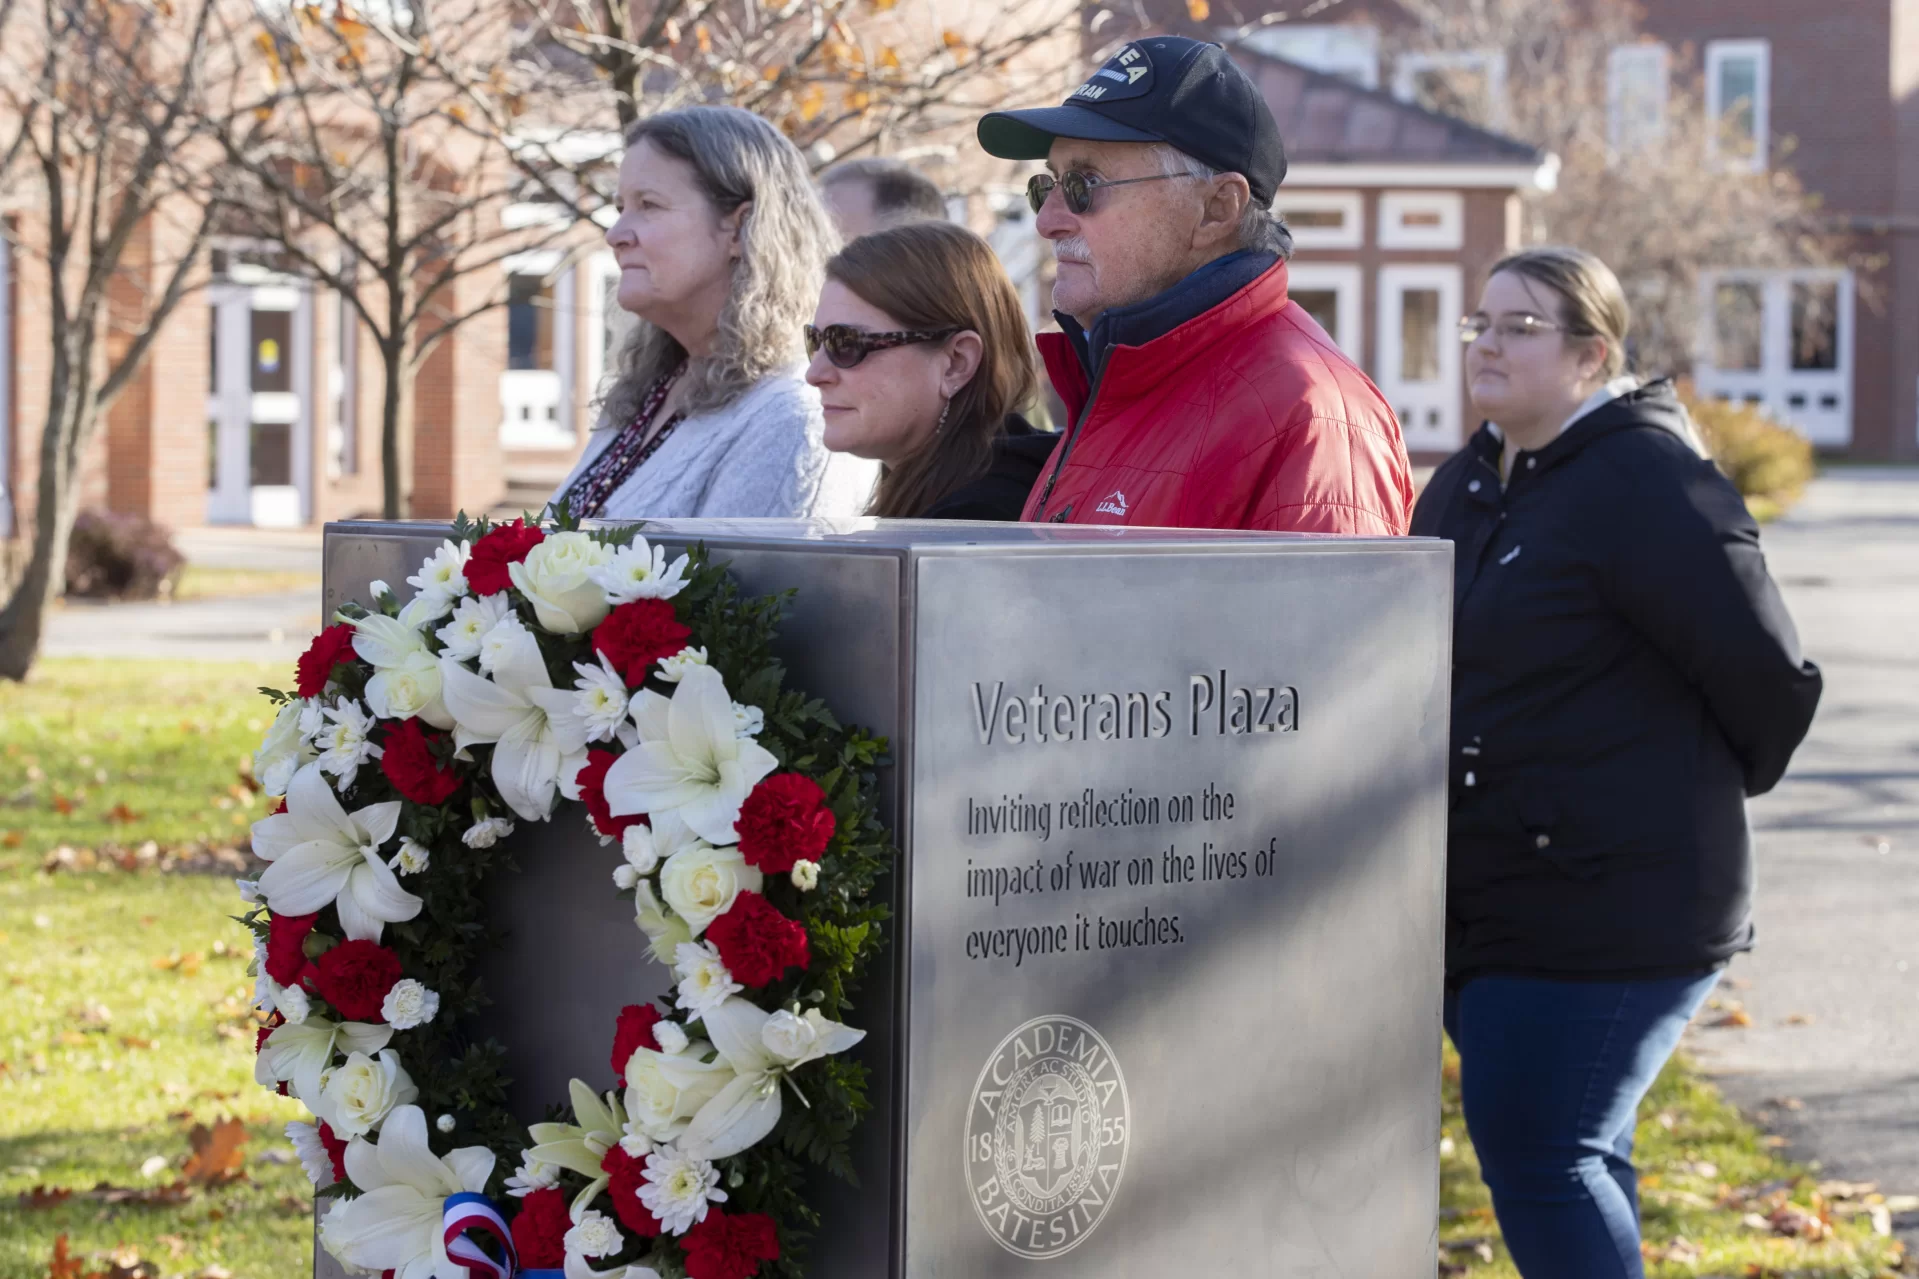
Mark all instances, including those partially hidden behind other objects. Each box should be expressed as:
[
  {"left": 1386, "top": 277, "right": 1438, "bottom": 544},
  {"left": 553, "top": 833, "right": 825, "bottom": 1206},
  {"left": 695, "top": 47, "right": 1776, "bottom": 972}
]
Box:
[
  {"left": 463, "top": 817, "right": 515, "bottom": 849},
  {"left": 656, "top": 646, "right": 709, "bottom": 683},
  {"left": 364, "top": 653, "right": 452, "bottom": 729},
  {"left": 659, "top": 842, "right": 763, "bottom": 937},
  {"left": 508, "top": 532, "right": 614, "bottom": 635},
  {"left": 321, "top": 1048, "right": 418, "bottom": 1139},
  {"left": 790, "top": 860, "right": 820, "bottom": 892},
  {"left": 635, "top": 881, "right": 693, "bottom": 965},
  {"left": 654, "top": 1021, "right": 689, "bottom": 1055},
  {"left": 276, "top": 983, "right": 311, "bottom": 1024},
  {"left": 254, "top": 701, "right": 317, "bottom": 798},
  {"left": 622, "top": 1045, "right": 733, "bottom": 1143},
  {"left": 760, "top": 1010, "right": 817, "bottom": 1063},
  {"left": 381, "top": 979, "right": 439, "bottom": 1030}
]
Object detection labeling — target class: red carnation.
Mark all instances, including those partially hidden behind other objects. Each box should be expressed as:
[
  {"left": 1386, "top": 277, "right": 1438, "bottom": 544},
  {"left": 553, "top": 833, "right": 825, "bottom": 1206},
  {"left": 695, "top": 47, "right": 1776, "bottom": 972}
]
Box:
[
  {"left": 706, "top": 892, "right": 809, "bottom": 988},
  {"left": 380, "top": 717, "right": 461, "bottom": 806},
  {"left": 592, "top": 600, "right": 692, "bottom": 688},
  {"left": 575, "top": 748, "right": 644, "bottom": 839},
  {"left": 466, "top": 520, "right": 545, "bottom": 597},
  {"left": 312, "top": 939, "right": 404, "bottom": 1021},
  {"left": 254, "top": 1010, "right": 284, "bottom": 1056},
  {"left": 269, "top": 795, "right": 287, "bottom": 816},
  {"left": 735, "top": 774, "right": 835, "bottom": 875},
  {"left": 510, "top": 1187, "right": 571, "bottom": 1270},
  {"left": 681, "top": 1210, "right": 780, "bottom": 1279},
  {"left": 599, "top": 1145, "right": 665, "bottom": 1238},
  {"left": 316, "top": 1120, "right": 349, "bottom": 1185},
  {"left": 296, "top": 623, "right": 359, "bottom": 699},
  {"left": 611, "top": 1003, "right": 663, "bottom": 1088},
  {"left": 265, "top": 912, "right": 319, "bottom": 988}
]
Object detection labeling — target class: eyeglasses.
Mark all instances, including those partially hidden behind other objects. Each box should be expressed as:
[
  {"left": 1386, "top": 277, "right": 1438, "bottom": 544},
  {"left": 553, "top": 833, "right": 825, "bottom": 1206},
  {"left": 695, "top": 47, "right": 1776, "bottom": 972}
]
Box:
[
  {"left": 1458, "top": 314, "right": 1568, "bottom": 345},
  {"left": 804, "top": 323, "right": 960, "bottom": 369},
  {"left": 1025, "top": 170, "right": 1184, "bottom": 215}
]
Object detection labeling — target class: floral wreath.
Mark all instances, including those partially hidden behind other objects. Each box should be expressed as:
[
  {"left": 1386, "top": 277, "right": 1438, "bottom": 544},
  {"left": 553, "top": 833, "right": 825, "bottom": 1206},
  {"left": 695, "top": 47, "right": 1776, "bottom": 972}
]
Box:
[{"left": 239, "top": 509, "right": 893, "bottom": 1279}]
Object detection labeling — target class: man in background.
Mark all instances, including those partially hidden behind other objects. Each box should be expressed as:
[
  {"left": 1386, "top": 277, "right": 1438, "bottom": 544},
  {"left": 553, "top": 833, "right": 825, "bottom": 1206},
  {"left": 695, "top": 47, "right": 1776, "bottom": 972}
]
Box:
[{"left": 820, "top": 157, "right": 947, "bottom": 239}]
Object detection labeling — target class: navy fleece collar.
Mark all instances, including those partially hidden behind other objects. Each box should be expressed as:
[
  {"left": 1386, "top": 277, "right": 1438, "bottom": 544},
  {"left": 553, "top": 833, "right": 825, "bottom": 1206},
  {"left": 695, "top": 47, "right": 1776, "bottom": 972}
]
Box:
[{"left": 1057, "top": 249, "right": 1279, "bottom": 384}]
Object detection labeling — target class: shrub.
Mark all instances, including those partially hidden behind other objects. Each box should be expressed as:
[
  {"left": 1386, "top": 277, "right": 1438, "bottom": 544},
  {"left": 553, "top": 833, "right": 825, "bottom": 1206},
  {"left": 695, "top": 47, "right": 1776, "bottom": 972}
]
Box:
[
  {"left": 1679, "top": 390, "right": 1815, "bottom": 522},
  {"left": 63, "top": 509, "right": 185, "bottom": 600}
]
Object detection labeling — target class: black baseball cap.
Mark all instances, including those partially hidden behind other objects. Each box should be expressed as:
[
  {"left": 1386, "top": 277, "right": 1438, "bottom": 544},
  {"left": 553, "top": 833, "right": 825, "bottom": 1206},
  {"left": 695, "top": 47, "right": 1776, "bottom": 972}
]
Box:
[{"left": 977, "top": 37, "right": 1287, "bottom": 204}]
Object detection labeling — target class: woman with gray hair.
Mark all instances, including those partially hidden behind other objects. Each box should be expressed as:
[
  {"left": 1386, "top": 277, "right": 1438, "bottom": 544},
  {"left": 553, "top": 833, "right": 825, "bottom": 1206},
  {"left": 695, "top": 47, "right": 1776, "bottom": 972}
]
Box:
[{"left": 552, "top": 106, "right": 877, "bottom": 520}]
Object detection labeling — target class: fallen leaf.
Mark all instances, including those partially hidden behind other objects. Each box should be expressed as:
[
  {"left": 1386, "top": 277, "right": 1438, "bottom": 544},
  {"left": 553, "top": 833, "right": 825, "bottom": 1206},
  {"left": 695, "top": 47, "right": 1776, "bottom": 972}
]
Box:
[
  {"left": 180, "top": 1118, "right": 248, "bottom": 1186},
  {"left": 1764, "top": 1134, "right": 1790, "bottom": 1148},
  {"left": 20, "top": 1185, "right": 74, "bottom": 1209},
  {"left": 46, "top": 1236, "right": 82, "bottom": 1279},
  {"left": 1783, "top": 1012, "right": 1814, "bottom": 1025},
  {"left": 119, "top": 1036, "right": 153, "bottom": 1051},
  {"left": 1707, "top": 1008, "right": 1754, "bottom": 1028},
  {"left": 2, "top": 830, "right": 21, "bottom": 847},
  {"left": 1186, "top": 0, "right": 1210, "bottom": 18},
  {"left": 104, "top": 804, "right": 140, "bottom": 824},
  {"left": 51, "top": 794, "right": 74, "bottom": 815}
]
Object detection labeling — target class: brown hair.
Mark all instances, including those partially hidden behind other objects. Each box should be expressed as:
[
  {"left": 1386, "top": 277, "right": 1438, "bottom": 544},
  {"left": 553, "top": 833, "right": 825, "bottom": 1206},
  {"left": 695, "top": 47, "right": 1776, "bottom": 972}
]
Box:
[
  {"left": 824, "top": 222, "right": 1039, "bottom": 518},
  {"left": 1488, "top": 245, "right": 1632, "bottom": 379}
]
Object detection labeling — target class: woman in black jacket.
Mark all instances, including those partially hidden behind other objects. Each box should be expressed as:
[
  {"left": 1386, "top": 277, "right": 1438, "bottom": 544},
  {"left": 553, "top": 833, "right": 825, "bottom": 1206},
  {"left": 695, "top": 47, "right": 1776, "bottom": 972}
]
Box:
[
  {"left": 806, "top": 221, "right": 1054, "bottom": 520},
  {"left": 1413, "top": 246, "right": 1821, "bottom": 1278}
]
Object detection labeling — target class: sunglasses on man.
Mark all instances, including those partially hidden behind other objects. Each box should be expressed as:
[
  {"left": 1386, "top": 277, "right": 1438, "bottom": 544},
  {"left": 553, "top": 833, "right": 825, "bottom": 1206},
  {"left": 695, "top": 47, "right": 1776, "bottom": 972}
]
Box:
[
  {"left": 804, "top": 323, "right": 960, "bottom": 370},
  {"left": 1025, "top": 169, "right": 1185, "bottom": 215}
]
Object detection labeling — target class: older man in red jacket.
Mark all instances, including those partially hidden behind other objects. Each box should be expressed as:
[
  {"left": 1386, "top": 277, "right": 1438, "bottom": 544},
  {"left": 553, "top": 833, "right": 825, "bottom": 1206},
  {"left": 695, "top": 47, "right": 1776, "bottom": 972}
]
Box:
[{"left": 979, "top": 37, "right": 1413, "bottom": 534}]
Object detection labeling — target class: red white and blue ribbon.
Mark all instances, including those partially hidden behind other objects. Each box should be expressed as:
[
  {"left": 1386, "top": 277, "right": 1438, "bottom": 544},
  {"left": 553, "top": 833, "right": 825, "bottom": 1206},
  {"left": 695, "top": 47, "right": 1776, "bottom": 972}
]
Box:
[{"left": 442, "top": 1191, "right": 518, "bottom": 1279}]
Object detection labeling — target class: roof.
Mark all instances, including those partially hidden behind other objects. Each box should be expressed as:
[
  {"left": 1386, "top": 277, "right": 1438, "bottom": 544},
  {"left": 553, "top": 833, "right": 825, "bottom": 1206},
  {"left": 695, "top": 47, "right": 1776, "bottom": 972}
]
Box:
[{"left": 1232, "top": 46, "right": 1548, "bottom": 171}]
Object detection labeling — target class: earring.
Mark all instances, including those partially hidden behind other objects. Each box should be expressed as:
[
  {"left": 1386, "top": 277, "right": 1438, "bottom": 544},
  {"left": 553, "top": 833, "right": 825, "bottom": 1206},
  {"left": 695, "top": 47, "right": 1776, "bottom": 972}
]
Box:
[{"left": 935, "top": 399, "right": 951, "bottom": 435}]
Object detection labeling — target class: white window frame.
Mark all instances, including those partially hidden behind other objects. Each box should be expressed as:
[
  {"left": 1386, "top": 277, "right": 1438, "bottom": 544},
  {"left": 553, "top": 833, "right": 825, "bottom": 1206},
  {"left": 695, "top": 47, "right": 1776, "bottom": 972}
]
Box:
[
  {"left": 1234, "top": 24, "right": 1380, "bottom": 89},
  {"left": 1706, "top": 39, "right": 1770, "bottom": 172},
  {"left": 1377, "top": 192, "right": 1464, "bottom": 250},
  {"left": 0, "top": 231, "right": 11, "bottom": 539},
  {"left": 1607, "top": 43, "right": 1670, "bottom": 158},
  {"left": 1284, "top": 263, "right": 1361, "bottom": 358},
  {"left": 584, "top": 251, "right": 632, "bottom": 411},
  {"left": 1695, "top": 267, "right": 1853, "bottom": 447},
  {"left": 1376, "top": 264, "right": 1463, "bottom": 452},
  {"left": 1393, "top": 49, "right": 1507, "bottom": 125},
  {"left": 1275, "top": 191, "right": 1363, "bottom": 250},
  {"left": 500, "top": 252, "right": 577, "bottom": 451}
]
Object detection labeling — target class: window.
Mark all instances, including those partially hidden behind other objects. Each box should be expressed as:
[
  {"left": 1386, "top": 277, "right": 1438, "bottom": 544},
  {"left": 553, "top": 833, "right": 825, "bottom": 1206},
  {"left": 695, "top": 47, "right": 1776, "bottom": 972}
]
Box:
[
  {"left": 1713, "top": 280, "right": 1765, "bottom": 372},
  {"left": 1376, "top": 264, "right": 1463, "bottom": 449},
  {"left": 1697, "top": 269, "right": 1853, "bottom": 447},
  {"left": 507, "top": 271, "right": 556, "bottom": 372},
  {"left": 1378, "top": 193, "right": 1463, "bottom": 250},
  {"left": 1286, "top": 263, "right": 1360, "bottom": 356},
  {"left": 500, "top": 251, "right": 576, "bottom": 450},
  {"left": 1706, "top": 40, "right": 1770, "bottom": 171},
  {"left": 1274, "top": 192, "right": 1362, "bottom": 249},
  {"left": 1394, "top": 50, "right": 1506, "bottom": 125},
  {"left": 329, "top": 280, "right": 359, "bottom": 478},
  {"left": 1607, "top": 43, "right": 1669, "bottom": 157},
  {"left": 1236, "top": 25, "right": 1380, "bottom": 88},
  {"left": 1790, "top": 280, "right": 1840, "bottom": 372}
]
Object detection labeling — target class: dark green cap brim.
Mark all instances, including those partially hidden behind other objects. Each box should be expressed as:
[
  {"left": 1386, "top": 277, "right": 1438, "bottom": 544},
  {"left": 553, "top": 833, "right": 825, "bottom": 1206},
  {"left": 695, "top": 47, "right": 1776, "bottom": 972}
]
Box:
[{"left": 977, "top": 104, "right": 1163, "bottom": 160}]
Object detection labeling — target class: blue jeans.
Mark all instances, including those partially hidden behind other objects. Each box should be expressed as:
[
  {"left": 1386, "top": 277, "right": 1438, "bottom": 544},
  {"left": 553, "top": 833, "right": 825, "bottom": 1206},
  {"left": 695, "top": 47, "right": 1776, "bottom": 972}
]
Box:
[{"left": 1443, "top": 971, "right": 1721, "bottom": 1279}]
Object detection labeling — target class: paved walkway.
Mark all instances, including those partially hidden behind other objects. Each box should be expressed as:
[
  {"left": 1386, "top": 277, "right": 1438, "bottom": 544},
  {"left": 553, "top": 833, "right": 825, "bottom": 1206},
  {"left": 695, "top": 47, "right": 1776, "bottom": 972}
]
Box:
[{"left": 1684, "top": 466, "right": 1919, "bottom": 1233}]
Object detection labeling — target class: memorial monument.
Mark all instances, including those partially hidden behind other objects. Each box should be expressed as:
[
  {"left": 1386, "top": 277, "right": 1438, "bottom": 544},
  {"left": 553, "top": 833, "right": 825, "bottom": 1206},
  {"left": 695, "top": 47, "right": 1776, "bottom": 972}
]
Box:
[{"left": 309, "top": 517, "right": 1451, "bottom": 1277}]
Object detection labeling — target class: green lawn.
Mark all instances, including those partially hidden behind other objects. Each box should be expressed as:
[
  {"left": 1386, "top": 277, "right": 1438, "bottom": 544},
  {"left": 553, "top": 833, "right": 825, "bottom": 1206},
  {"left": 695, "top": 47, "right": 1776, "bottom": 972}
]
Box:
[{"left": 0, "top": 658, "right": 1905, "bottom": 1278}]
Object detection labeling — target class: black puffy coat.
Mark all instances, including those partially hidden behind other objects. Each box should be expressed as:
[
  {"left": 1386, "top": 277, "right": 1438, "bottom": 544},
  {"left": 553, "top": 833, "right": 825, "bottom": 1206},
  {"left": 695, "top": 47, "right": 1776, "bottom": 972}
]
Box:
[
  {"left": 1411, "top": 380, "right": 1822, "bottom": 984},
  {"left": 922, "top": 415, "right": 1058, "bottom": 521}
]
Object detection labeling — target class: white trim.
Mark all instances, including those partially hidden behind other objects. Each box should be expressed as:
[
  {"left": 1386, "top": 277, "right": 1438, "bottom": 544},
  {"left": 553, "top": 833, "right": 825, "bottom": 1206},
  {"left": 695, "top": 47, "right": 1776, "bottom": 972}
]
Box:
[
  {"left": 1284, "top": 263, "right": 1361, "bottom": 357},
  {"left": 1378, "top": 192, "right": 1464, "bottom": 250},
  {"left": 1607, "top": 43, "right": 1670, "bottom": 157},
  {"left": 1393, "top": 48, "right": 1508, "bottom": 126},
  {"left": 502, "top": 248, "right": 564, "bottom": 276},
  {"left": 501, "top": 202, "right": 572, "bottom": 230},
  {"left": 1284, "top": 161, "right": 1555, "bottom": 191},
  {"left": 1274, "top": 191, "right": 1363, "bottom": 249},
  {"left": 1375, "top": 264, "right": 1463, "bottom": 452},
  {"left": 1696, "top": 267, "right": 1852, "bottom": 447},
  {"left": 1706, "top": 39, "right": 1770, "bottom": 172},
  {"left": 584, "top": 251, "right": 627, "bottom": 405}
]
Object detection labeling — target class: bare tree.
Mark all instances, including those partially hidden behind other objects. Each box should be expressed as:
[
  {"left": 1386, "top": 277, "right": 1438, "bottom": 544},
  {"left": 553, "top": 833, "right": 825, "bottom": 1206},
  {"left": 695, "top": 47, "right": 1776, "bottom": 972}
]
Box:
[
  {"left": 1383, "top": 0, "right": 1842, "bottom": 373},
  {"left": 206, "top": 0, "right": 610, "bottom": 519},
  {"left": 0, "top": 0, "right": 243, "bottom": 679}
]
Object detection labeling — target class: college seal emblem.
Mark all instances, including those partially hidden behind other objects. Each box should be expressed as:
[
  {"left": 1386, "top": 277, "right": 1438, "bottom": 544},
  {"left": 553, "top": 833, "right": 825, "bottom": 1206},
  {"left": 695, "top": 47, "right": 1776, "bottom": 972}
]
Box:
[{"left": 964, "top": 1014, "right": 1130, "bottom": 1259}]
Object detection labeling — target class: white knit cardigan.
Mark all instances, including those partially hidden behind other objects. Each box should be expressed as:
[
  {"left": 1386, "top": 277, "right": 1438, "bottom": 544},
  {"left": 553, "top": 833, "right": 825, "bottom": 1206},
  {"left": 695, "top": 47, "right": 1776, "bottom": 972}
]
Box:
[{"left": 550, "top": 364, "right": 878, "bottom": 520}]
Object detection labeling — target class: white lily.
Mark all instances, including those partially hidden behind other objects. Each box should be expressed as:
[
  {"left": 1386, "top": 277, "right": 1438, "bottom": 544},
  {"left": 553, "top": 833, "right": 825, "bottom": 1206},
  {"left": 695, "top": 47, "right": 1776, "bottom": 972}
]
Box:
[
  {"left": 252, "top": 765, "right": 422, "bottom": 942},
  {"left": 318, "top": 1106, "right": 496, "bottom": 1279},
  {"left": 526, "top": 1079, "right": 626, "bottom": 1216},
  {"left": 438, "top": 620, "right": 589, "bottom": 822},
  {"left": 351, "top": 613, "right": 455, "bottom": 730},
  {"left": 602, "top": 666, "right": 777, "bottom": 845},
  {"left": 254, "top": 700, "right": 318, "bottom": 797},
  {"left": 679, "top": 998, "right": 864, "bottom": 1161},
  {"left": 254, "top": 1014, "right": 393, "bottom": 1102},
  {"left": 621, "top": 1042, "right": 734, "bottom": 1145}
]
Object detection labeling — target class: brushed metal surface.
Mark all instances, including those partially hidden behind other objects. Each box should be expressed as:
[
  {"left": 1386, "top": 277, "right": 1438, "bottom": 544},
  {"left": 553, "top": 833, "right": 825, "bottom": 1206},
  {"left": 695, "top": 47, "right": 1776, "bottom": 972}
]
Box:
[{"left": 314, "top": 520, "right": 1451, "bottom": 1279}]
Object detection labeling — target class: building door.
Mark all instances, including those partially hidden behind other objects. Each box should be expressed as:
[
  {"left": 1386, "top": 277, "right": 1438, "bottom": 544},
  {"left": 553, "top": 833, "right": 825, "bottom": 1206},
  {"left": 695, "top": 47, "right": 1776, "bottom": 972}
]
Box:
[
  {"left": 1376, "top": 264, "right": 1462, "bottom": 452},
  {"left": 207, "top": 265, "right": 311, "bottom": 526},
  {"left": 1696, "top": 269, "right": 1852, "bottom": 447},
  {"left": 1286, "top": 263, "right": 1361, "bottom": 358}
]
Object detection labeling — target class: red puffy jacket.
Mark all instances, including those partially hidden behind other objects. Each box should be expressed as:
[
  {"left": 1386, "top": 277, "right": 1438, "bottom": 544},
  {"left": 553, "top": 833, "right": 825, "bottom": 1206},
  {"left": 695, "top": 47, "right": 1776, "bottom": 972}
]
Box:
[{"left": 1021, "top": 260, "right": 1414, "bottom": 534}]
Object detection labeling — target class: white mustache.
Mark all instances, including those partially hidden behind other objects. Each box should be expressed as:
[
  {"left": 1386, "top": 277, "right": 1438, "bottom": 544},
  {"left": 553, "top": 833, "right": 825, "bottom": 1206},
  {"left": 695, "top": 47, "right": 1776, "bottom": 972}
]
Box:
[{"left": 1053, "top": 236, "right": 1092, "bottom": 265}]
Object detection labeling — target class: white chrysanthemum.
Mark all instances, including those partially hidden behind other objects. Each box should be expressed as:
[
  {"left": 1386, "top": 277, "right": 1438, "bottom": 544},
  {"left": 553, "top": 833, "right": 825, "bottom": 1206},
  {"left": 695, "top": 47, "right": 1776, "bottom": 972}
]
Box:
[
  {"left": 504, "top": 1154, "right": 561, "bottom": 1198},
  {"left": 315, "top": 700, "right": 383, "bottom": 792},
  {"left": 674, "top": 941, "right": 741, "bottom": 1017},
  {"left": 436, "top": 593, "right": 511, "bottom": 663},
  {"left": 732, "top": 702, "right": 764, "bottom": 739},
  {"left": 277, "top": 984, "right": 312, "bottom": 1024},
  {"left": 408, "top": 541, "right": 471, "bottom": 605},
  {"left": 639, "top": 1148, "right": 727, "bottom": 1235},
  {"left": 790, "top": 860, "right": 820, "bottom": 891},
  {"left": 381, "top": 979, "right": 439, "bottom": 1030},
  {"left": 572, "top": 654, "right": 630, "bottom": 743},
  {"left": 655, "top": 647, "right": 709, "bottom": 683},
  {"left": 389, "top": 838, "right": 430, "bottom": 876},
  {"left": 476, "top": 613, "right": 532, "bottom": 677},
  {"left": 653, "top": 1021, "right": 689, "bottom": 1056},
  {"left": 287, "top": 1120, "right": 336, "bottom": 1188},
  {"left": 589, "top": 537, "right": 691, "bottom": 605},
  {"left": 462, "top": 817, "right": 515, "bottom": 849},
  {"left": 563, "top": 1208, "right": 625, "bottom": 1259}
]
